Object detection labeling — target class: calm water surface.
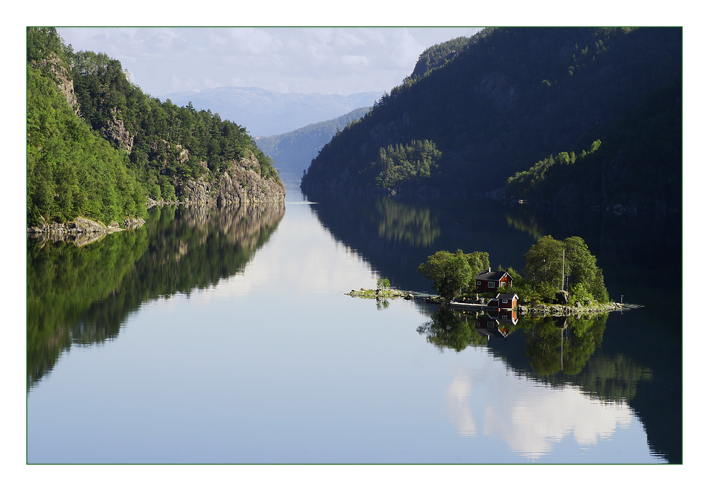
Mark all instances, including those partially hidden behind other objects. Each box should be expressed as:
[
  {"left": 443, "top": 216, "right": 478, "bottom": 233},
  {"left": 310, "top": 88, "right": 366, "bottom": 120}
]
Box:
[{"left": 26, "top": 178, "right": 680, "bottom": 464}]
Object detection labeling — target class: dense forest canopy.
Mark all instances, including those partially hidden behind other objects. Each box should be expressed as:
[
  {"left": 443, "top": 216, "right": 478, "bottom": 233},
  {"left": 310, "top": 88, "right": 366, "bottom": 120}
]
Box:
[
  {"left": 418, "top": 235, "right": 608, "bottom": 305},
  {"left": 26, "top": 27, "right": 282, "bottom": 227},
  {"left": 301, "top": 27, "right": 681, "bottom": 211}
]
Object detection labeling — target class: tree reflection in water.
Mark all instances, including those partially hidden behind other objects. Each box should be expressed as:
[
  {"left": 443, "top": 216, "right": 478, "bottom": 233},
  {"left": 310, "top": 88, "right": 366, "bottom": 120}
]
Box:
[
  {"left": 416, "top": 307, "right": 652, "bottom": 406},
  {"left": 26, "top": 203, "right": 285, "bottom": 390}
]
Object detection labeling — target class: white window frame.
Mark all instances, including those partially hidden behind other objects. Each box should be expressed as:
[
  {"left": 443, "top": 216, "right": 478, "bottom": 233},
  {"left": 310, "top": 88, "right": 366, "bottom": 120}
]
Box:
[{"left": 488, "top": 281, "right": 495, "bottom": 288}]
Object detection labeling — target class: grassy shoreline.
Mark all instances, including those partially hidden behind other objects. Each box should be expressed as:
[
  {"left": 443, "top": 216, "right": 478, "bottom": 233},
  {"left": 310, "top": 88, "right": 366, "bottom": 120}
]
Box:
[{"left": 346, "top": 287, "right": 642, "bottom": 316}]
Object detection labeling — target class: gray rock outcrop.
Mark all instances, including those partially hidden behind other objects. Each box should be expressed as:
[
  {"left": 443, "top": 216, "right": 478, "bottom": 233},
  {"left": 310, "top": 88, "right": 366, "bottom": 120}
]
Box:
[
  {"left": 179, "top": 152, "right": 286, "bottom": 207},
  {"left": 27, "top": 216, "right": 145, "bottom": 247},
  {"left": 31, "top": 53, "right": 80, "bottom": 115}
]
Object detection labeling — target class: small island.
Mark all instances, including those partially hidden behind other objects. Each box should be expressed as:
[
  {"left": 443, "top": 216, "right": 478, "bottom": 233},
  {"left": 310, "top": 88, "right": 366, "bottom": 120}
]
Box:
[{"left": 348, "top": 235, "right": 642, "bottom": 317}]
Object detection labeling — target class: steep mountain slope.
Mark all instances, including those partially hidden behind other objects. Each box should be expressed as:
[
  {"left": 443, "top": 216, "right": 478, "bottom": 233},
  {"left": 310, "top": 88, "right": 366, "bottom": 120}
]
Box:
[
  {"left": 506, "top": 75, "right": 681, "bottom": 212},
  {"left": 255, "top": 106, "right": 371, "bottom": 175},
  {"left": 159, "top": 87, "right": 382, "bottom": 136},
  {"left": 27, "top": 28, "right": 285, "bottom": 228},
  {"left": 301, "top": 27, "right": 682, "bottom": 209}
]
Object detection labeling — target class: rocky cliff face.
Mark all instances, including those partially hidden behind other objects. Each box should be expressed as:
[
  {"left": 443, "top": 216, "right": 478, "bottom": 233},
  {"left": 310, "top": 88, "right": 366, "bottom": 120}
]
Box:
[
  {"left": 179, "top": 152, "right": 286, "bottom": 207},
  {"left": 102, "top": 112, "right": 134, "bottom": 154},
  {"left": 32, "top": 53, "right": 80, "bottom": 115}
]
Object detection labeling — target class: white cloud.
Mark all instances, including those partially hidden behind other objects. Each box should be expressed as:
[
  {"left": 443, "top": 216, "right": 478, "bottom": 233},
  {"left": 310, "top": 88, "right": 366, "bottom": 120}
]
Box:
[{"left": 57, "top": 27, "right": 481, "bottom": 97}]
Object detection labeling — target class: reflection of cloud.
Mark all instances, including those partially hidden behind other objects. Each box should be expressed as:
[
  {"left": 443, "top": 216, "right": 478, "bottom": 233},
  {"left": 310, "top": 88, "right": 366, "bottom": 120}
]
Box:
[
  {"left": 445, "top": 356, "right": 634, "bottom": 461},
  {"left": 199, "top": 204, "right": 377, "bottom": 301},
  {"left": 445, "top": 372, "right": 477, "bottom": 437},
  {"left": 486, "top": 387, "right": 632, "bottom": 460}
]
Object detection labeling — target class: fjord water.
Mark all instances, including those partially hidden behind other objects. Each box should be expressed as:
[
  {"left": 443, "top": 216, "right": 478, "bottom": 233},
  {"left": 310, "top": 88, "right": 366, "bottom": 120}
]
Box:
[{"left": 27, "top": 177, "right": 681, "bottom": 464}]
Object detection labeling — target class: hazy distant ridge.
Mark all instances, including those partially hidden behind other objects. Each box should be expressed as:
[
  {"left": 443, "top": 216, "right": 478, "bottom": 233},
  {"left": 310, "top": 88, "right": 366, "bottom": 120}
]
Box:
[
  {"left": 255, "top": 107, "right": 371, "bottom": 175},
  {"left": 159, "top": 86, "right": 382, "bottom": 137}
]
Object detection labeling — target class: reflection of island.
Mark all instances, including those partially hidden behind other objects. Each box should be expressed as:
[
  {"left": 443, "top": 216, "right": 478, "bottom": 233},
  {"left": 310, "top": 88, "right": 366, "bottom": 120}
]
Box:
[
  {"left": 27, "top": 203, "right": 285, "bottom": 390},
  {"left": 475, "top": 309, "right": 517, "bottom": 339},
  {"left": 426, "top": 309, "right": 657, "bottom": 461},
  {"left": 417, "top": 308, "right": 651, "bottom": 405}
]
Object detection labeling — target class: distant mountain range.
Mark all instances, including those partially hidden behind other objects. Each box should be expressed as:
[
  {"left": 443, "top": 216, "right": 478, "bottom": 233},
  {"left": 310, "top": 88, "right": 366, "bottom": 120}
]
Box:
[
  {"left": 255, "top": 106, "right": 371, "bottom": 176},
  {"left": 158, "top": 86, "right": 383, "bottom": 137}
]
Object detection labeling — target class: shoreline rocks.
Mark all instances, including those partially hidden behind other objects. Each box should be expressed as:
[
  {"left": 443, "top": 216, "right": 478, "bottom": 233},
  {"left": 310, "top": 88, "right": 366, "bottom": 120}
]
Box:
[
  {"left": 346, "top": 288, "right": 412, "bottom": 300},
  {"left": 27, "top": 216, "right": 146, "bottom": 247},
  {"left": 518, "top": 302, "right": 641, "bottom": 317},
  {"left": 346, "top": 286, "right": 642, "bottom": 317}
]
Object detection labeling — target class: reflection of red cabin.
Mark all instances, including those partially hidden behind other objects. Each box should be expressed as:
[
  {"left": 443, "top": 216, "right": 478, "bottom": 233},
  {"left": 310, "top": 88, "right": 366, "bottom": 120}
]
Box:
[
  {"left": 488, "top": 307, "right": 518, "bottom": 324},
  {"left": 474, "top": 318, "right": 510, "bottom": 338},
  {"left": 475, "top": 269, "right": 513, "bottom": 292},
  {"left": 487, "top": 293, "right": 518, "bottom": 310}
]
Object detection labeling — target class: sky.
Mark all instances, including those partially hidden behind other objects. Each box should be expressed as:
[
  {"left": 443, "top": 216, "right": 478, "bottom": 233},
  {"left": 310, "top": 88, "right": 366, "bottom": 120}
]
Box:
[{"left": 57, "top": 27, "right": 482, "bottom": 97}]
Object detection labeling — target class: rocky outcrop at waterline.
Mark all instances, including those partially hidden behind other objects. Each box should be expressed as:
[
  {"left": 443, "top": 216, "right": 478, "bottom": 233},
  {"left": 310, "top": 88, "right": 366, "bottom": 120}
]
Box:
[
  {"left": 27, "top": 216, "right": 146, "bottom": 247},
  {"left": 180, "top": 155, "right": 286, "bottom": 207},
  {"left": 146, "top": 153, "right": 287, "bottom": 209}
]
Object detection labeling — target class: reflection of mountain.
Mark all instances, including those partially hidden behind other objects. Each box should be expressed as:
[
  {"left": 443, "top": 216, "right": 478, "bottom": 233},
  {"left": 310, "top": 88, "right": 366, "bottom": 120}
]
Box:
[
  {"left": 373, "top": 198, "right": 441, "bottom": 247},
  {"left": 418, "top": 308, "right": 671, "bottom": 461},
  {"left": 303, "top": 189, "right": 536, "bottom": 292},
  {"left": 303, "top": 187, "right": 679, "bottom": 463},
  {"left": 27, "top": 203, "right": 285, "bottom": 390},
  {"left": 498, "top": 204, "right": 682, "bottom": 463}
]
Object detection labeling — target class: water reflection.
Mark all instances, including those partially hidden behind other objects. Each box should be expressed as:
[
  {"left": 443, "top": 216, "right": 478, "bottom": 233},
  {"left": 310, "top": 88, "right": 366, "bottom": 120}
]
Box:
[
  {"left": 303, "top": 189, "right": 536, "bottom": 291},
  {"left": 373, "top": 198, "right": 441, "bottom": 246},
  {"left": 27, "top": 203, "right": 285, "bottom": 390},
  {"left": 303, "top": 187, "right": 679, "bottom": 462},
  {"left": 418, "top": 308, "right": 652, "bottom": 403},
  {"left": 430, "top": 309, "right": 654, "bottom": 461},
  {"left": 444, "top": 361, "right": 636, "bottom": 461}
]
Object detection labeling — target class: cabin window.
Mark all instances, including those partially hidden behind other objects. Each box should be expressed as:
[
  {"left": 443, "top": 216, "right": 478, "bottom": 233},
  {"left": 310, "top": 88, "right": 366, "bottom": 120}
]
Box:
[
  {"left": 476, "top": 281, "right": 481, "bottom": 286},
  {"left": 488, "top": 281, "right": 495, "bottom": 288},
  {"left": 502, "top": 299, "right": 508, "bottom": 304},
  {"left": 487, "top": 321, "right": 495, "bottom": 328}
]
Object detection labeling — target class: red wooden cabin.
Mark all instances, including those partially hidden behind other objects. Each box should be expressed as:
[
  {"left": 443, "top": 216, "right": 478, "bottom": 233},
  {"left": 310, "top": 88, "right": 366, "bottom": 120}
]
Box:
[{"left": 475, "top": 269, "right": 513, "bottom": 292}]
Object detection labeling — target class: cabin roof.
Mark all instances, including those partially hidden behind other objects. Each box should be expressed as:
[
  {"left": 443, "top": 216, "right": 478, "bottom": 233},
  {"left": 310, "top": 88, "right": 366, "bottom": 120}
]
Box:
[
  {"left": 475, "top": 270, "right": 510, "bottom": 281},
  {"left": 495, "top": 293, "right": 518, "bottom": 300}
]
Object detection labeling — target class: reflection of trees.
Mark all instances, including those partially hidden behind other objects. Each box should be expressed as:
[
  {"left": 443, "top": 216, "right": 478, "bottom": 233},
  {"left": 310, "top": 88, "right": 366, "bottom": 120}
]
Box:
[
  {"left": 524, "top": 317, "right": 653, "bottom": 404},
  {"left": 374, "top": 198, "right": 440, "bottom": 247},
  {"left": 521, "top": 315, "right": 606, "bottom": 375},
  {"left": 505, "top": 207, "right": 547, "bottom": 240},
  {"left": 27, "top": 203, "right": 284, "bottom": 390},
  {"left": 576, "top": 354, "right": 653, "bottom": 404},
  {"left": 417, "top": 309, "right": 498, "bottom": 351},
  {"left": 27, "top": 228, "right": 150, "bottom": 389},
  {"left": 417, "top": 309, "right": 652, "bottom": 405},
  {"left": 303, "top": 188, "right": 537, "bottom": 292}
]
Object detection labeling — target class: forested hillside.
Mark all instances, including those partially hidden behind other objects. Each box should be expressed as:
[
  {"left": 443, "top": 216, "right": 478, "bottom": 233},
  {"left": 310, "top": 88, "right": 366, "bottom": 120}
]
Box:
[
  {"left": 301, "top": 27, "right": 682, "bottom": 211},
  {"left": 255, "top": 106, "right": 370, "bottom": 175},
  {"left": 506, "top": 74, "right": 681, "bottom": 212},
  {"left": 160, "top": 87, "right": 381, "bottom": 137},
  {"left": 27, "top": 27, "right": 283, "bottom": 228}
]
